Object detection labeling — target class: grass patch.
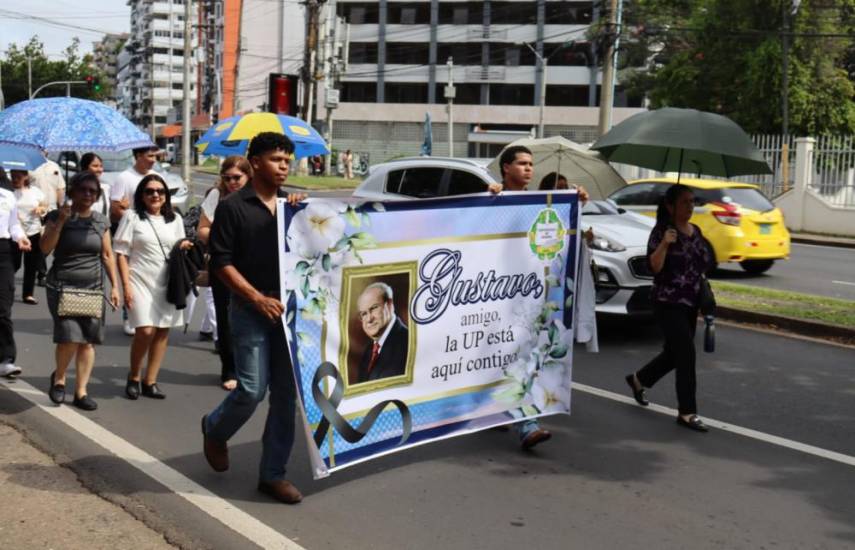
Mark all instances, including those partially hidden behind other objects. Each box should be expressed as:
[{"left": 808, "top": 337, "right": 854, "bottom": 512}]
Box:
[
  {"left": 193, "top": 166, "right": 359, "bottom": 190},
  {"left": 711, "top": 281, "right": 855, "bottom": 328},
  {"left": 286, "top": 175, "right": 361, "bottom": 190}
]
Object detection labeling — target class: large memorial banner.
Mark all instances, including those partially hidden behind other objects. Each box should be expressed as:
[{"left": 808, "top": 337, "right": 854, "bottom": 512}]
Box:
[{"left": 278, "top": 192, "right": 580, "bottom": 478}]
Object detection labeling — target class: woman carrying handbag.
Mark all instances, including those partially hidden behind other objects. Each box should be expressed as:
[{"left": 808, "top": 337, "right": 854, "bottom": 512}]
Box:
[
  {"left": 41, "top": 171, "right": 121, "bottom": 411},
  {"left": 624, "top": 183, "right": 715, "bottom": 432},
  {"left": 114, "top": 174, "right": 191, "bottom": 400}
]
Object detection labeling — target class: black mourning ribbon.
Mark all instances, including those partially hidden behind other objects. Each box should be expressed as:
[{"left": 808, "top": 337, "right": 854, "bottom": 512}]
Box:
[{"left": 312, "top": 362, "right": 412, "bottom": 448}]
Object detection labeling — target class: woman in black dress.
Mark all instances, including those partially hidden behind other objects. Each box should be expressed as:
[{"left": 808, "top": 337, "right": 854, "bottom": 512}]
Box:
[{"left": 41, "top": 171, "right": 121, "bottom": 410}]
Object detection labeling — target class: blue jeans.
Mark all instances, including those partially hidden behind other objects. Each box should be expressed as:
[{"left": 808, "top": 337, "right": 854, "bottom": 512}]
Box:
[{"left": 205, "top": 298, "right": 297, "bottom": 482}]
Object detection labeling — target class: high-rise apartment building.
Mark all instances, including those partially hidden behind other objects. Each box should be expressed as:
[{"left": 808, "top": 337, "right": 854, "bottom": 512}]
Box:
[
  {"left": 323, "top": 0, "right": 645, "bottom": 161},
  {"left": 118, "top": 0, "right": 199, "bottom": 135},
  {"left": 92, "top": 33, "right": 129, "bottom": 106}
]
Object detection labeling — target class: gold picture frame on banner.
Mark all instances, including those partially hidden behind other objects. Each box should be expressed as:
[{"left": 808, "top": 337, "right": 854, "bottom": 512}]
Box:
[{"left": 339, "top": 261, "right": 418, "bottom": 397}]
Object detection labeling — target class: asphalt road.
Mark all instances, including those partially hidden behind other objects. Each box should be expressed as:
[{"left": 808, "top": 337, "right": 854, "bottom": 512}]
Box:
[
  {"left": 710, "top": 243, "right": 855, "bottom": 301},
  {"left": 2, "top": 289, "right": 854, "bottom": 549}
]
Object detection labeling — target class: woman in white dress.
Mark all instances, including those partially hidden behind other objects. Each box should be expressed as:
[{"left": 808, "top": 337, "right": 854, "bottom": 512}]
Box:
[{"left": 114, "top": 174, "right": 191, "bottom": 400}]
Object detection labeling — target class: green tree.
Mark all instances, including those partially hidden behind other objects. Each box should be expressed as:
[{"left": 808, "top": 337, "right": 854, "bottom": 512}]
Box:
[
  {"left": 618, "top": 0, "right": 855, "bottom": 135},
  {"left": 0, "top": 36, "right": 110, "bottom": 106}
]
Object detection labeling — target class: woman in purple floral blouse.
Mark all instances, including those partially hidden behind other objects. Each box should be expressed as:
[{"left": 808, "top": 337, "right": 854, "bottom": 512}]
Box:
[{"left": 624, "top": 183, "right": 714, "bottom": 432}]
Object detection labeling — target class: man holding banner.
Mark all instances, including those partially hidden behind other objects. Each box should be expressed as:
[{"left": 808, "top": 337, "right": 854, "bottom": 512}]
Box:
[
  {"left": 496, "top": 145, "right": 554, "bottom": 449},
  {"left": 201, "top": 133, "right": 306, "bottom": 504}
]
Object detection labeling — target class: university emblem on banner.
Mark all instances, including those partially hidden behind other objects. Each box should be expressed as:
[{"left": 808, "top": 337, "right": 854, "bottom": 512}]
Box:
[{"left": 528, "top": 208, "right": 566, "bottom": 261}]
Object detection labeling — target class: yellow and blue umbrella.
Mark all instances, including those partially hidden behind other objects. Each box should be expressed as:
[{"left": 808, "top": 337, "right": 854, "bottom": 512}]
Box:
[{"left": 195, "top": 113, "right": 329, "bottom": 159}]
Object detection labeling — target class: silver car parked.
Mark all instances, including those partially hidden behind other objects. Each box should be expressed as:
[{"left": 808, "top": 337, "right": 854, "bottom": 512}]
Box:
[{"left": 352, "top": 157, "right": 654, "bottom": 315}]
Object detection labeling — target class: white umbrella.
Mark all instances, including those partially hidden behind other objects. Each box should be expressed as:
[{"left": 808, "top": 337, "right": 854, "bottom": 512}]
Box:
[{"left": 487, "top": 136, "right": 627, "bottom": 199}]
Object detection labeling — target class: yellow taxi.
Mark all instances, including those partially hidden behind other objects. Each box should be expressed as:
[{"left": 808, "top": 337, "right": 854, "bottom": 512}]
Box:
[{"left": 608, "top": 178, "right": 790, "bottom": 274}]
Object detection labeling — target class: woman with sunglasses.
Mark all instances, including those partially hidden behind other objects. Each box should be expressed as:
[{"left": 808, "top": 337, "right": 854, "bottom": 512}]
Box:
[
  {"left": 40, "top": 171, "right": 121, "bottom": 410},
  {"left": 197, "top": 156, "right": 251, "bottom": 391},
  {"left": 114, "top": 174, "right": 191, "bottom": 400}
]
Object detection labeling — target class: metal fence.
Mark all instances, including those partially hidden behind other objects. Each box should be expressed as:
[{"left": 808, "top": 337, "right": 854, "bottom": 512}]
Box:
[{"left": 810, "top": 135, "right": 855, "bottom": 207}]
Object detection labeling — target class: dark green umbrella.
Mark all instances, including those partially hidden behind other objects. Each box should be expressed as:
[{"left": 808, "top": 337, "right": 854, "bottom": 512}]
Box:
[{"left": 591, "top": 108, "right": 772, "bottom": 181}]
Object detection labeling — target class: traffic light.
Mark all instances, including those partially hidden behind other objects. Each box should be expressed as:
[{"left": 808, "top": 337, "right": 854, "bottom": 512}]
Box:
[
  {"left": 268, "top": 73, "right": 300, "bottom": 115},
  {"left": 85, "top": 75, "right": 102, "bottom": 93}
]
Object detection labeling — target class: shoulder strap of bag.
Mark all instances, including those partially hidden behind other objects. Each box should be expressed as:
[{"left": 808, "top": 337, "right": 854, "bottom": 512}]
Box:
[{"left": 146, "top": 217, "right": 170, "bottom": 262}]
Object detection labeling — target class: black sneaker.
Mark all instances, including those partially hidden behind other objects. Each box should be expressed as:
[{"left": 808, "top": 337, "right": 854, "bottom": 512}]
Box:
[{"left": 72, "top": 395, "right": 98, "bottom": 411}]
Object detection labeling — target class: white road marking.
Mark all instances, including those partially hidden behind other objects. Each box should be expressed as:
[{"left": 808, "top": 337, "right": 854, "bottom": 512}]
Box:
[
  {"left": 573, "top": 382, "right": 855, "bottom": 468},
  {"left": 832, "top": 280, "right": 855, "bottom": 287},
  {"left": 2, "top": 379, "right": 305, "bottom": 550}
]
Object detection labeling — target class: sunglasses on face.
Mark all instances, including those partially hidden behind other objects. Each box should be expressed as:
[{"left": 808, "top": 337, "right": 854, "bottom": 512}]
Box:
[
  {"left": 144, "top": 187, "right": 167, "bottom": 197},
  {"left": 221, "top": 174, "right": 244, "bottom": 183}
]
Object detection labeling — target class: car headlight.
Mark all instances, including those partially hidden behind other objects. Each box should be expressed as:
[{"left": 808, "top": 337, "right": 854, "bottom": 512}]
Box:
[{"left": 590, "top": 235, "right": 626, "bottom": 252}]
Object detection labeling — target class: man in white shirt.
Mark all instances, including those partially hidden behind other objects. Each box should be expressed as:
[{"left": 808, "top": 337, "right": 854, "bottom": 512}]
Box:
[
  {"left": 0, "top": 184, "right": 32, "bottom": 378},
  {"left": 110, "top": 146, "right": 158, "bottom": 225},
  {"left": 29, "top": 153, "right": 65, "bottom": 211},
  {"left": 109, "top": 146, "right": 158, "bottom": 335}
]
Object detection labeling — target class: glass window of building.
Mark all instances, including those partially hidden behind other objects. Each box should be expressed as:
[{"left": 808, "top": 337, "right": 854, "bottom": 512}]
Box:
[
  {"left": 349, "top": 43, "right": 379, "bottom": 64},
  {"left": 437, "top": 43, "right": 482, "bottom": 66},
  {"left": 341, "top": 82, "right": 378, "bottom": 102},
  {"left": 385, "top": 83, "right": 429, "bottom": 103},
  {"left": 490, "top": 2, "right": 537, "bottom": 24},
  {"left": 337, "top": 2, "right": 380, "bottom": 24},
  {"left": 489, "top": 84, "right": 534, "bottom": 105},
  {"left": 438, "top": 2, "right": 483, "bottom": 24},
  {"left": 388, "top": 3, "right": 431, "bottom": 24},
  {"left": 386, "top": 43, "right": 430, "bottom": 65}
]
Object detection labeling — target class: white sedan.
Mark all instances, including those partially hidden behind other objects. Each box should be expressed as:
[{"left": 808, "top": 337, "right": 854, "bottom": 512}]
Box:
[{"left": 352, "top": 157, "right": 654, "bottom": 315}]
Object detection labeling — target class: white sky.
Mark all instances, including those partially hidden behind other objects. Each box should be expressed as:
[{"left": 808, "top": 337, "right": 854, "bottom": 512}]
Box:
[{"left": 0, "top": 0, "right": 130, "bottom": 58}]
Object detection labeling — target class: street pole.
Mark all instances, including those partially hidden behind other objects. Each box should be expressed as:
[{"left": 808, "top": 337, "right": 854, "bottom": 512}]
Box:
[
  {"left": 538, "top": 57, "right": 547, "bottom": 139},
  {"left": 27, "top": 56, "right": 32, "bottom": 99},
  {"left": 445, "top": 57, "right": 455, "bottom": 158},
  {"left": 182, "top": 0, "right": 192, "bottom": 183},
  {"left": 597, "top": 0, "right": 620, "bottom": 136}
]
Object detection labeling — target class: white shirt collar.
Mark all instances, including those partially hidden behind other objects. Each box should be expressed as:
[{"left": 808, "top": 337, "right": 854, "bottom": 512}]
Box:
[{"left": 375, "top": 314, "right": 397, "bottom": 349}]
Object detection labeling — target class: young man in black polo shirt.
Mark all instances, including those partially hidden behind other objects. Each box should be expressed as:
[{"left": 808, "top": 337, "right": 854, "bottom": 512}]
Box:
[{"left": 202, "top": 132, "right": 306, "bottom": 504}]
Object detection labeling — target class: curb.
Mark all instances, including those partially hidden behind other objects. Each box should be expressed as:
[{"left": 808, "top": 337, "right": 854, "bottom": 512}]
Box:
[
  {"left": 791, "top": 236, "right": 855, "bottom": 249},
  {"left": 716, "top": 306, "right": 855, "bottom": 346}
]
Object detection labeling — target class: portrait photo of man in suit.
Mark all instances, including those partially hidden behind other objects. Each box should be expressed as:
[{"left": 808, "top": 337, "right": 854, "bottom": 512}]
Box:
[{"left": 355, "top": 282, "right": 409, "bottom": 383}]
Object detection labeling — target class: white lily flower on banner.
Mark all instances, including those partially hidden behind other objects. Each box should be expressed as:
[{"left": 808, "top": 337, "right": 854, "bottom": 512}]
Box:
[
  {"left": 288, "top": 202, "right": 347, "bottom": 259},
  {"left": 531, "top": 367, "right": 571, "bottom": 413}
]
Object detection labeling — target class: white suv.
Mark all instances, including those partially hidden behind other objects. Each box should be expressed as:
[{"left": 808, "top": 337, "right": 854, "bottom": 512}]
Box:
[{"left": 352, "top": 157, "right": 654, "bottom": 315}]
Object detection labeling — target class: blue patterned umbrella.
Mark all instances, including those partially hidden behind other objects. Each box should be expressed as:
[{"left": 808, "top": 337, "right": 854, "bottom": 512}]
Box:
[
  {"left": 0, "top": 97, "right": 154, "bottom": 152},
  {"left": 0, "top": 143, "right": 46, "bottom": 171}
]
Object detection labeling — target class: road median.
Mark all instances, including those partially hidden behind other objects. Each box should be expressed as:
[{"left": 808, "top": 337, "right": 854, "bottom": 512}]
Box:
[{"left": 711, "top": 281, "right": 855, "bottom": 345}]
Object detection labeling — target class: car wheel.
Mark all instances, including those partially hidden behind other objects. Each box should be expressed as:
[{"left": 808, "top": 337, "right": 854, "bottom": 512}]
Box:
[
  {"left": 740, "top": 259, "right": 774, "bottom": 274},
  {"left": 703, "top": 239, "right": 718, "bottom": 275}
]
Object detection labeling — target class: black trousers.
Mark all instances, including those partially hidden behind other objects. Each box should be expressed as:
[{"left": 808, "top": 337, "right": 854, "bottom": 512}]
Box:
[
  {"left": 0, "top": 241, "right": 17, "bottom": 363},
  {"left": 13, "top": 233, "right": 42, "bottom": 298},
  {"left": 211, "top": 275, "right": 235, "bottom": 382},
  {"left": 636, "top": 302, "right": 699, "bottom": 415}
]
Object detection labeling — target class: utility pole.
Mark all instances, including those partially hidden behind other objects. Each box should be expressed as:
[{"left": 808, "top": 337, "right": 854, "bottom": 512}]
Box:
[
  {"left": 520, "top": 42, "right": 548, "bottom": 138},
  {"left": 182, "top": 0, "right": 193, "bottom": 183},
  {"left": 597, "top": 0, "right": 621, "bottom": 136},
  {"left": 27, "top": 56, "right": 32, "bottom": 99},
  {"left": 323, "top": 13, "right": 348, "bottom": 175},
  {"left": 445, "top": 57, "right": 456, "bottom": 158},
  {"left": 303, "top": 0, "right": 322, "bottom": 123},
  {"left": 0, "top": 61, "right": 5, "bottom": 110}
]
